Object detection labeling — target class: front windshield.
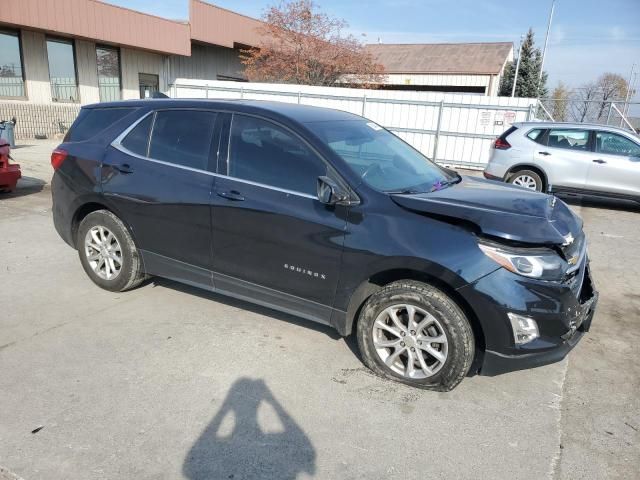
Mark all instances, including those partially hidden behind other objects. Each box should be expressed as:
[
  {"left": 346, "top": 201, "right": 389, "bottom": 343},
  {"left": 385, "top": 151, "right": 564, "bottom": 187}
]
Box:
[{"left": 309, "top": 119, "right": 457, "bottom": 193}]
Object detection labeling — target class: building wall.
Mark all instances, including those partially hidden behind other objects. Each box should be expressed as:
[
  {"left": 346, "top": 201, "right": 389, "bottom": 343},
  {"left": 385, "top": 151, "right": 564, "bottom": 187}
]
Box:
[
  {"left": 21, "top": 30, "right": 51, "bottom": 103},
  {"left": 11, "top": 29, "right": 245, "bottom": 106},
  {"left": 1, "top": 0, "right": 191, "bottom": 56},
  {"left": 380, "top": 73, "right": 495, "bottom": 94},
  {"left": 121, "top": 47, "right": 168, "bottom": 100},
  {"left": 167, "top": 43, "right": 245, "bottom": 84},
  {"left": 76, "top": 39, "right": 100, "bottom": 104}
]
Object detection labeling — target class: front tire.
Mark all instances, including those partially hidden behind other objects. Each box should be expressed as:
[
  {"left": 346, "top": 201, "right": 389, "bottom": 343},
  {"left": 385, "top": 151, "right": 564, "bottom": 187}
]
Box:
[
  {"left": 356, "top": 281, "right": 475, "bottom": 391},
  {"left": 77, "top": 210, "right": 146, "bottom": 292}
]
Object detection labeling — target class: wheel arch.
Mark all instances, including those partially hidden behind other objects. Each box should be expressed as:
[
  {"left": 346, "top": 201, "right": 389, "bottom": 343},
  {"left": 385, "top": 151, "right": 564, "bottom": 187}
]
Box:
[
  {"left": 342, "top": 269, "right": 486, "bottom": 363},
  {"left": 71, "top": 200, "right": 138, "bottom": 250}
]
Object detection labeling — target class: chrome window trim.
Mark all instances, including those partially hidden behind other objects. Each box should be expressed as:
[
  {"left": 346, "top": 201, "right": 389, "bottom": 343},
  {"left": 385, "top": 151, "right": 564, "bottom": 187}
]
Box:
[
  {"left": 112, "top": 110, "right": 153, "bottom": 146},
  {"left": 111, "top": 108, "right": 358, "bottom": 202},
  {"left": 111, "top": 112, "right": 317, "bottom": 199},
  {"left": 220, "top": 175, "right": 317, "bottom": 199}
]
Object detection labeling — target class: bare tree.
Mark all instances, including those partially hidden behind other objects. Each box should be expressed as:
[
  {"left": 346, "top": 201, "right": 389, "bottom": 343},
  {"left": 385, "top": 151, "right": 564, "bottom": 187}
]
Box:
[
  {"left": 571, "top": 82, "right": 599, "bottom": 122},
  {"left": 594, "top": 73, "right": 628, "bottom": 121},
  {"left": 240, "top": 0, "right": 385, "bottom": 87}
]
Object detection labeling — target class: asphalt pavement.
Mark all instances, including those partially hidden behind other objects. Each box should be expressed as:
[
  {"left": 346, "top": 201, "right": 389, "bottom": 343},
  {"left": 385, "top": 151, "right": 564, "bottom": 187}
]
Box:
[{"left": 0, "top": 141, "right": 638, "bottom": 479}]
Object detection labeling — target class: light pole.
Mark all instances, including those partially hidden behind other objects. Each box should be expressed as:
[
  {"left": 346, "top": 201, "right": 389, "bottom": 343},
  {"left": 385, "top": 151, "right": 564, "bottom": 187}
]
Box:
[
  {"left": 511, "top": 34, "right": 525, "bottom": 97},
  {"left": 621, "top": 63, "right": 636, "bottom": 127},
  {"left": 538, "top": 0, "right": 555, "bottom": 97}
]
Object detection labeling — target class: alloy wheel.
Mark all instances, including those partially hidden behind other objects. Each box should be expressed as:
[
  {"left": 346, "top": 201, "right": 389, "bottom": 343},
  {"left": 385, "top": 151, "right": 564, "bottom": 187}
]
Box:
[
  {"left": 512, "top": 174, "right": 538, "bottom": 190},
  {"left": 84, "top": 225, "right": 123, "bottom": 280},
  {"left": 372, "top": 304, "right": 448, "bottom": 379}
]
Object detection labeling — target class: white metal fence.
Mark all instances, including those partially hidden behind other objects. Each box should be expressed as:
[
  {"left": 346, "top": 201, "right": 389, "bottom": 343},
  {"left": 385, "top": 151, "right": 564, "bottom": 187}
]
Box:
[{"left": 171, "top": 79, "right": 539, "bottom": 169}]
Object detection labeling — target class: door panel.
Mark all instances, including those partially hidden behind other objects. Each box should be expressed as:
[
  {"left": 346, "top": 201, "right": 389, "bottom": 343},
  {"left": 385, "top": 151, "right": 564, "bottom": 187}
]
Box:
[
  {"left": 102, "top": 147, "right": 215, "bottom": 269},
  {"left": 586, "top": 131, "right": 640, "bottom": 197},
  {"left": 102, "top": 110, "right": 220, "bottom": 276},
  {"left": 539, "top": 128, "right": 593, "bottom": 189},
  {"left": 210, "top": 113, "right": 348, "bottom": 317},
  {"left": 211, "top": 176, "right": 348, "bottom": 311}
]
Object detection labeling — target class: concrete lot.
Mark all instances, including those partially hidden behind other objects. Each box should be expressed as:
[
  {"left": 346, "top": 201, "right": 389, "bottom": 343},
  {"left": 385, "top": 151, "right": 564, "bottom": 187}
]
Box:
[{"left": 1, "top": 141, "right": 638, "bottom": 479}]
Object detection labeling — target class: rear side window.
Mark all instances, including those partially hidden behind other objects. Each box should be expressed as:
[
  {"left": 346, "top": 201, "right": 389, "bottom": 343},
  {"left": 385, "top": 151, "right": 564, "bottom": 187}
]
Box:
[
  {"left": 548, "top": 129, "right": 590, "bottom": 151},
  {"left": 526, "top": 129, "right": 546, "bottom": 144},
  {"left": 149, "top": 110, "right": 217, "bottom": 170},
  {"left": 121, "top": 114, "right": 153, "bottom": 156},
  {"left": 66, "top": 107, "right": 134, "bottom": 142}
]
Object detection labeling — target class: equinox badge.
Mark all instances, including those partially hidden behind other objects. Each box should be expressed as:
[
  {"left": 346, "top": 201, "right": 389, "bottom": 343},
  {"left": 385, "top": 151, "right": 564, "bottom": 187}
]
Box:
[{"left": 284, "top": 263, "right": 326, "bottom": 280}]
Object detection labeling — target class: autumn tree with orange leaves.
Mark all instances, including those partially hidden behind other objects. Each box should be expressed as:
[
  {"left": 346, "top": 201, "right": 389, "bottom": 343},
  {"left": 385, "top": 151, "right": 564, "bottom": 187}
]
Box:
[{"left": 240, "top": 0, "right": 385, "bottom": 87}]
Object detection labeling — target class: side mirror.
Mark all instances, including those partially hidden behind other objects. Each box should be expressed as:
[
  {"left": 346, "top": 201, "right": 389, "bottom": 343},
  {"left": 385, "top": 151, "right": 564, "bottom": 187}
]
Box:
[{"left": 317, "top": 176, "right": 349, "bottom": 205}]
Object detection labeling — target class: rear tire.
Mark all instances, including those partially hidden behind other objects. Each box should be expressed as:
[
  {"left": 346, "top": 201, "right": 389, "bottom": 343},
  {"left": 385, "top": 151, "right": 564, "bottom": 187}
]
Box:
[
  {"left": 77, "top": 210, "right": 146, "bottom": 292},
  {"left": 509, "top": 169, "right": 544, "bottom": 192},
  {"left": 356, "top": 280, "right": 475, "bottom": 391}
]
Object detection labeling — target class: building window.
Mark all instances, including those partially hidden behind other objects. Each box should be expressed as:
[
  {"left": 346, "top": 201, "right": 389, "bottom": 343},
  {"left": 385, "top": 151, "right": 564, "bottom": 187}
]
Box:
[
  {"left": 96, "top": 46, "right": 121, "bottom": 102},
  {"left": 46, "top": 37, "right": 79, "bottom": 103},
  {"left": 0, "top": 30, "right": 25, "bottom": 98}
]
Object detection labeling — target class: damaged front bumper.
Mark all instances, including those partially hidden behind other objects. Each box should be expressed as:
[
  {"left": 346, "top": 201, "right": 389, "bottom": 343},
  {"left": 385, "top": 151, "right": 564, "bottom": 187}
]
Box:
[{"left": 458, "top": 260, "right": 598, "bottom": 376}]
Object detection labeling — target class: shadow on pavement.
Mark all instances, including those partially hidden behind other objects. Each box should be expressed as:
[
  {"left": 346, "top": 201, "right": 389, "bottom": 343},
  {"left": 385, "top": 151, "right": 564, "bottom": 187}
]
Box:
[
  {"left": 183, "top": 378, "right": 316, "bottom": 480},
  {"left": 0, "top": 177, "right": 46, "bottom": 199}
]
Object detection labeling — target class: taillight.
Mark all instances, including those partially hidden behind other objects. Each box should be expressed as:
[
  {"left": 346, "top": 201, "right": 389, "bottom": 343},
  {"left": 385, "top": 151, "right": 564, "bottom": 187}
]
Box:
[
  {"left": 51, "top": 148, "right": 68, "bottom": 170},
  {"left": 493, "top": 137, "right": 511, "bottom": 150}
]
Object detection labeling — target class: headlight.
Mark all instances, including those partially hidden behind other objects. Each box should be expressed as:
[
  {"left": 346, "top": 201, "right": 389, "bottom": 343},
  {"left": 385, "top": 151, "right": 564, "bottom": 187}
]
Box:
[{"left": 478, "top": 240, "right": 568, "bottom": 280}]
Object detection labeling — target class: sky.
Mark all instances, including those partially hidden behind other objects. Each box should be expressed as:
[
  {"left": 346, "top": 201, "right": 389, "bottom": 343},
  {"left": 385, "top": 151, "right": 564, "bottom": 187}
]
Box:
[{"left": 108, "top": 0, "right": 640, "bottom": 101}]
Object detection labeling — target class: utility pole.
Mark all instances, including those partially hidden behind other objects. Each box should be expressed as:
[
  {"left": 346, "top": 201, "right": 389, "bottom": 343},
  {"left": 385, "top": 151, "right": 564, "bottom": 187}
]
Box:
[
  {"left": 511, "top": 34, "right": 525, "bottom": 97},
  {"left": 538, "top": 0, "right": 555, "bottom": 97}
]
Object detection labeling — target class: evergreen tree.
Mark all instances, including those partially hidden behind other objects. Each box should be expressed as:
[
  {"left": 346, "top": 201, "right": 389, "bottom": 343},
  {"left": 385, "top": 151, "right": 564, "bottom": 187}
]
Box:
[{"left": 499, "top": 28, "right": 548, "bottom": 98}]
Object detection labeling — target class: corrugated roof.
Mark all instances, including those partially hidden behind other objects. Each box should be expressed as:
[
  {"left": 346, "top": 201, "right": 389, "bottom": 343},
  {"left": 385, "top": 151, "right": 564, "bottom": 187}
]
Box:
[{"left": 365, "top": 42, "right": 513, "bottom": 75}]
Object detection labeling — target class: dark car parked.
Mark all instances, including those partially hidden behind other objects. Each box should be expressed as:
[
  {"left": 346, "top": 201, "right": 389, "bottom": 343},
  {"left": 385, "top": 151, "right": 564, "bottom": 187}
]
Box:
[{"left": 51, "top": 99, "right": 598, "bottom": 391}]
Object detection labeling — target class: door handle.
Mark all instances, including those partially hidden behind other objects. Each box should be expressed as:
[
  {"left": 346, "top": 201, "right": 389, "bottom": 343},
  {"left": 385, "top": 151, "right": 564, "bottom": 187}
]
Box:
[
  {"left": 114, "top": 163, "right": 133, "bottom": 174},
  {"left": 592, "top": 159, "right": 607, "bottom": 164},
  {"left": 538, "top": 151, "right": 551, "bottom": 156},
  {"left": 217, "top": 190, "right": 245, "bottom": 201}
]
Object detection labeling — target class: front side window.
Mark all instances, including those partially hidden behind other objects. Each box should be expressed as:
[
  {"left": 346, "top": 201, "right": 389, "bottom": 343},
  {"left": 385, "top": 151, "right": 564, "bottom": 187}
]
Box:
[
  {"left": 148, "top": 110, "right": 217, "bottom": 170},
  {"left": 0, "top": 30, "right": 25, "bottom": 98},
  {"left": 310, "top": 120, "right": 455, "bottom": 193},
  {"left": 96, "top": 46, "right": 121, "bottom": 102},
  {"left": 547, "top": 129, "right": 589, "bottom": 151},
  {"left": 46, "top": 38, "right": 79, "bottom": 103},
  {"left": 596, "top": 132, "right": 640, "bottom": 157},
  {"left": 228, "top": 115, "right": 326, "bottom": 195}
]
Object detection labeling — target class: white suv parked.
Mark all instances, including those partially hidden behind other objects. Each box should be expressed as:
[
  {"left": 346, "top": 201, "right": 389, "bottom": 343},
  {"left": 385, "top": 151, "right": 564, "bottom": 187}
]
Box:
[{"left": 483, "top": 122, "right": 640, "bottom": 203}]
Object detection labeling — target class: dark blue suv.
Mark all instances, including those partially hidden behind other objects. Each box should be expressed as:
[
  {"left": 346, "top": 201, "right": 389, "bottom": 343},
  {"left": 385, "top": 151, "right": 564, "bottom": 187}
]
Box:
[{"left": 51, "top": 99, "right": 598, "bottom": 391}]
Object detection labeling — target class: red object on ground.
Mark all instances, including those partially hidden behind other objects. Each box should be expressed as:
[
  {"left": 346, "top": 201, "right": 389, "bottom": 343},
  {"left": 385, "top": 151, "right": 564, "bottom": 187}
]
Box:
[{"left": 0, "top": 141, "right": 21, "bottom": 192}]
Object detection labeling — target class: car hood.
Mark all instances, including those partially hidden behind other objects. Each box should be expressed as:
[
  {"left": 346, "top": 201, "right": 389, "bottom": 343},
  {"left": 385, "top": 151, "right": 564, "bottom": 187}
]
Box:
[{"left": 390, "top": 176, "right": 582, "bottom": 245}]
